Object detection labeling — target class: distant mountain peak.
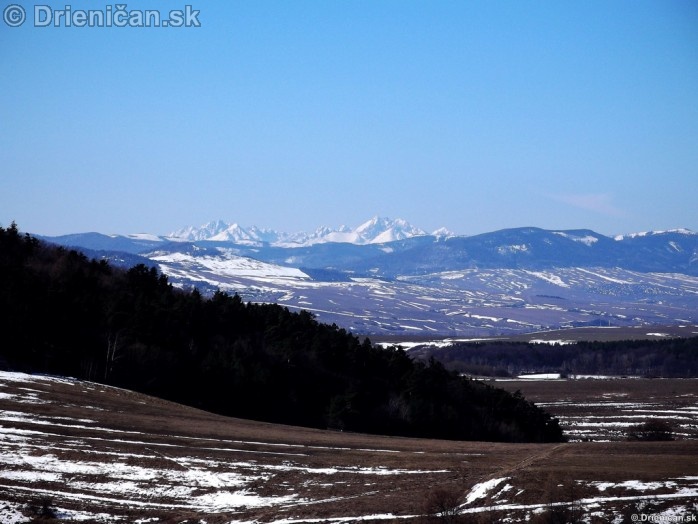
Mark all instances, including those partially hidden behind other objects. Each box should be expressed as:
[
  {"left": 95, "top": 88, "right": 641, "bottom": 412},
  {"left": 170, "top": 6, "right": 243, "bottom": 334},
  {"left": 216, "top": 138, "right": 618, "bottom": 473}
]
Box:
[
  {"left": 352, "top": 216, "right": 426, "bottom": 244},
  {"left": 169, "top": 220, "right": 231, "bottom": 242},
  {"left": 167, "top": 216, "right": 430, "bottom": 246},
  {"left": 432, "top": 227, "right": 456, "bottom": 238}
]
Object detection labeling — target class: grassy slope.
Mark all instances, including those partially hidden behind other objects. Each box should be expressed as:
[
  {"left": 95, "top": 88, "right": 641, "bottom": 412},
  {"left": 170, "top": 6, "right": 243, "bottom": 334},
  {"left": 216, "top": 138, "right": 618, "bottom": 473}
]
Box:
[{"left": 1, "top": 372, "right": 697, "bottom": 523}]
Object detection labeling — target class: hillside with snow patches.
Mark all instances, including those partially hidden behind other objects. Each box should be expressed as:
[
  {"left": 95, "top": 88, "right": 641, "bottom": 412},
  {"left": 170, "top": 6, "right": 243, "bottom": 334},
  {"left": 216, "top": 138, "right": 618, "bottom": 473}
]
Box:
[
  {"left": 1, "top": 370, "right": 697, "bottom": 523},
  {"left": 41, "top": 220, "right": 698, "bottom": 337}
]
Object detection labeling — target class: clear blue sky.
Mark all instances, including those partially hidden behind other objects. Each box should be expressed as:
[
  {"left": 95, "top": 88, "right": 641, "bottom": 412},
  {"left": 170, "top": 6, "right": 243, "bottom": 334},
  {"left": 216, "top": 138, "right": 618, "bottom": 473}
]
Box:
[{"left": 1, "top": 1, "right": 697, "bottom": 237}]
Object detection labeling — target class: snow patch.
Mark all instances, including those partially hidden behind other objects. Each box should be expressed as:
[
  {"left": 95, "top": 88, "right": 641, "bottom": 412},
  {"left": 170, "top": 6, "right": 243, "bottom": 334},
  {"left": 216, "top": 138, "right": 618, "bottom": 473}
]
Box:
[
  {"left": 463, "top": 477, "right": 509, "bottom": 505},
  {"left": 529, "top": 339, "right": 576, "bottom": 346},
  {"left": 524, "top": 271, "right": 569, "bottom": 288},
  {"left": 516, "top": 373, "right": 562, "bottom": 380},
  {"left": 553, "top": 232, "right": 599, "bottom": 246},
  {"left": 498, "top": 244, "right": 529, "bottom": 255}
]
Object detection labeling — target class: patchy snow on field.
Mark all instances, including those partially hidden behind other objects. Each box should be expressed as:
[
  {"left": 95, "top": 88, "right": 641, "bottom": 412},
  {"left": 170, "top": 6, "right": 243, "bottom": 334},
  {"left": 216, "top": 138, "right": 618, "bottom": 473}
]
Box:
[
  {"left": 591, "top": 480, "right": 673, "bottom": 492},
  {"left": 0, "top": 502, "right": 27, "bottom": 524},
  {"left": 455, "top": 477, "right": 698, "bottom": 520},
  {"left": 580, "top": 477, "right": 698, "bottom": 503},
  {"left": 0, "top": 371, "right": 455, "bottom": 522},
  {"left": 517, "top": 373, "right": 563, "bottom": 380},
  {"left": 536, "top": 392, "right": 698, "bottom": 442},
  {"left": 463, "top": 477, "right": 509, "bottom": 505},
  {"left": 2, "top": 371, "right": 697, "bottom": 523}
]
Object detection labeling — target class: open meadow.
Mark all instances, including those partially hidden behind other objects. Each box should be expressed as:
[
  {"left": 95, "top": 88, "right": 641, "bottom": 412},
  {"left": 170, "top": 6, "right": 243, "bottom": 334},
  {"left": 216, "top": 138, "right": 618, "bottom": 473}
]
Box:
[{"left": 1, "top": 371, "right": 697, "bottom": 523}]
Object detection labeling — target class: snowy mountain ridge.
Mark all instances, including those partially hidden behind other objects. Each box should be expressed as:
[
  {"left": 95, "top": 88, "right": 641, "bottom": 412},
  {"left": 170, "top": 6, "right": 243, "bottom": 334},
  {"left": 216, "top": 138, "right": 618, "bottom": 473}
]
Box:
[
  {"left": 168, "top": 216, "right": 445, "bottom": 246},
  {"left": 165, "top": 219, "right": 697, "bottom": 248},
  {"left": 613, "top": 228, "right": 697, "bottom": 241}
]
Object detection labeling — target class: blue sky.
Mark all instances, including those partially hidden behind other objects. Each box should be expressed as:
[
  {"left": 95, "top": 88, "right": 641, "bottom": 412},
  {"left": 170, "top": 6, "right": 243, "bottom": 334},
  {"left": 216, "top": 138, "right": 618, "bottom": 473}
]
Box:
[{"left": 1, "top": 1, "right": 697, "bottom": 237}]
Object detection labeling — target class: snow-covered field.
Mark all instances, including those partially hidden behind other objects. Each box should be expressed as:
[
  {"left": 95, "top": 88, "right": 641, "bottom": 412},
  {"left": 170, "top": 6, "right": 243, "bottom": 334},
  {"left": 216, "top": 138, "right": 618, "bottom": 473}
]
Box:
[{"left": 1, "top": 371, "right": 697, "bottom": 523}]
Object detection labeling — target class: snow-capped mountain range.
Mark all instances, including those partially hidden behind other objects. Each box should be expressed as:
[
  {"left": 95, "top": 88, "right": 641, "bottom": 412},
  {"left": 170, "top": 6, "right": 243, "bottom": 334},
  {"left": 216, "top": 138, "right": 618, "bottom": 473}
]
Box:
[
  {"left": 168, "top": 216, "right": 450, "bottom": 246},
  {"left": 39, "top": 221, "right": 698, "bottom": 337}
]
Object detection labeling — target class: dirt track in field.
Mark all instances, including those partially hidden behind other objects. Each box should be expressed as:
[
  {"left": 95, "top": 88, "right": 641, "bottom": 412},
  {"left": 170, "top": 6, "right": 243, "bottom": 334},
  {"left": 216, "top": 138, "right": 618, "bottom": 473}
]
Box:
[{"left": 1, "top": 372, "right": 697, "bottom": 523}]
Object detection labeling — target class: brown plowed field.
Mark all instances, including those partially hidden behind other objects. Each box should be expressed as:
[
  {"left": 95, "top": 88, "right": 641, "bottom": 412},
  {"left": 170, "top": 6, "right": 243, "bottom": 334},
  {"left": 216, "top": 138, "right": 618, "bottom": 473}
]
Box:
[
  {"left": 1, "top": 371, "right": 696, "bottom": 523},
  {"left": 497, "top": 377, "right": 698, "bottom": 441}
]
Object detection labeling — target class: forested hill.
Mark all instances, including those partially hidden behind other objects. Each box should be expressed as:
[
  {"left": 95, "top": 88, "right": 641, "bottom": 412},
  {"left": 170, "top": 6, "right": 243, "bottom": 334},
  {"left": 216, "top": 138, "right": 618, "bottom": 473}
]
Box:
[{"left": 0, "top": 223, "right": 563, "bottom": 443}]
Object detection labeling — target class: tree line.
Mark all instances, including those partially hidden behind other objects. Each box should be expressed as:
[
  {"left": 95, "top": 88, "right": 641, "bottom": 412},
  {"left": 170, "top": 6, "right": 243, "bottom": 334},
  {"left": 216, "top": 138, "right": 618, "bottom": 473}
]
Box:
[
  {"left": 410, "top": 337, "right": 698, "bottom": 378},
  {"left": 0, "top": 223, "right": 563, "bottom": 443}
]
